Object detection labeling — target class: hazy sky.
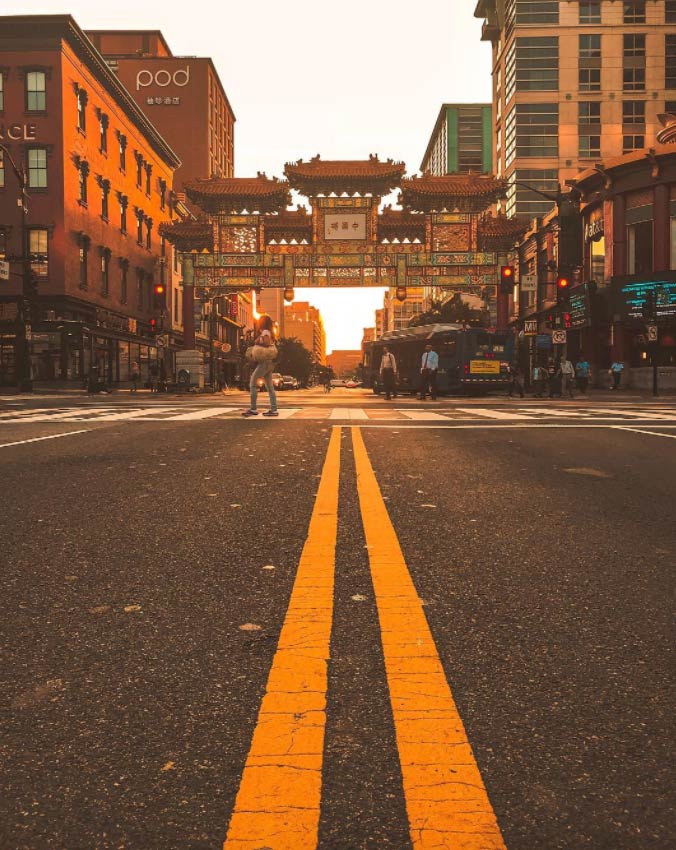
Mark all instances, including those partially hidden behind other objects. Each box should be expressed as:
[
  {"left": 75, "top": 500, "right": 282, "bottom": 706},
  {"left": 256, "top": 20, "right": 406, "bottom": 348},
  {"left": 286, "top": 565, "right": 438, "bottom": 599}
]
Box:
[{"left": 7, "top": 0, "right": 492, "bottom": 351}]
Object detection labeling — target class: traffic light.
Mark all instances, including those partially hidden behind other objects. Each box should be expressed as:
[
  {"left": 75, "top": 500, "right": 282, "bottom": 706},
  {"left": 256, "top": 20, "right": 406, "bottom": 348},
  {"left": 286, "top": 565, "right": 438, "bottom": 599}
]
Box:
[
  {"left": 556, "top": 271, "right": 571, "bottom": 302},
  {"left": 153, "top": 282, "right": 166, "bottom": 311},
  {"left": 395, "top": 285, "right": 407, "bottom": 302},
  {"left": 564, "top": 312, "right": 572, "bottom": 329},
  {"left": 500, "top": 265, "right": 515, "bottom": 295},
  {"left": 283, "top": 287, "right": 294, "bottom": 302},
  {"left": 545, "top": 313, "right": 556, "bottom": 329},
  {"left": 149, "top": 317, "right": 158, "bottom": 335}
]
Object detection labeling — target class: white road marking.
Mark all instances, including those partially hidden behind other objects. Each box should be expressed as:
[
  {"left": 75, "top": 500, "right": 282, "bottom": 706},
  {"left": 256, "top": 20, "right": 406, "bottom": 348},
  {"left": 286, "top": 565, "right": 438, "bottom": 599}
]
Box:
[
  {"left": 329, "top": 408, "right": 369, "bottom": 420},
  {"left": 456, "top": 407, "right": 535, "bottom": 419},
  {"left": 0, "top": 407, "right": 70, "bottom": 420},
  {"left": 2, "top": 407, "right": 115, "bottom": 423},
  {"left": 397, "top": 409, "right": 451, "bottom": 421},
  {"left": 154, "top": 407, "right": 236, "bottom": 421},
  {"left": 589, "top": 407, "right": 676, "bottom": 420},
  {"left": 0, "top": 430, "right": 91, "bottom": 448},
  {"left": 339, "top": 423, "right": 676, "bottom": 430},
  {"left": 612, "top": 426, "right": 676, "bottom": 439}
]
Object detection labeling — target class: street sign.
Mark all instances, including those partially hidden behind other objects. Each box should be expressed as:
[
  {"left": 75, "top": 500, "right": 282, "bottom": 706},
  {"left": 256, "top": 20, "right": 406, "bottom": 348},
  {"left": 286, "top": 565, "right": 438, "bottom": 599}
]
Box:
[
  {"left": 536, "top": 334, "right": 552, "bottom": 349},
  {"left": 521, "top": 274, "right": 537, "bottom": 292},
  {"left": 552, "top": 330, "right": 567, "bottom": 344},
  {"left": 524, "top": 319, "right": 538, "bottom": 336},
  {"left": 647, "top": 325, "right": 658, "bottom": 342},
  {"left": 0, "top": 260, "right": 9, "bottom": 280}
]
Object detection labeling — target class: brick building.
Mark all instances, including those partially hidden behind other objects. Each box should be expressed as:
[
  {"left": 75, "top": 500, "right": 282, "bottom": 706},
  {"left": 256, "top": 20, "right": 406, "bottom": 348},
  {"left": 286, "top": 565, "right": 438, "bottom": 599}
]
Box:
[
  {"left": 283, "top": 301, "right": 326, "bottom": 364},
  {"left": 0, "top": 15, "right": 181, "bottom": 387},
  {"left": 326, "top": 349, "right": 362, "bottom": 378}
]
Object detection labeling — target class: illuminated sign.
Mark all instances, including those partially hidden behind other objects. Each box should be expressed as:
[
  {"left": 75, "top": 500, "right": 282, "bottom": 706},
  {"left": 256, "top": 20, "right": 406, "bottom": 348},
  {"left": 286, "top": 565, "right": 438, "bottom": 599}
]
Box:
[
  {"left": 565, "top": 285, "right": 591, "bottom": 328},
  {"left": 136, "top": 66, "right": 190, "bottom": 90},
  {"left": 469, "top": 360, "right": 500, "bottom": 375},
  {"left": 584, "top": 208, "right": 604, "bottom": 242},
  {"left": 613, "top": 276, "right": 676, "bottom": 321}
]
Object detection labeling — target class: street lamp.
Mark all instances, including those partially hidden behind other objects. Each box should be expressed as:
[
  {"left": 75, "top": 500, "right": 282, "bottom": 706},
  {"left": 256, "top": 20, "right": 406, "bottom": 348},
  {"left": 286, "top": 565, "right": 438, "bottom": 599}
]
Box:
[{"left": 0, "top": 142, "right": 33, "bottom": 391}]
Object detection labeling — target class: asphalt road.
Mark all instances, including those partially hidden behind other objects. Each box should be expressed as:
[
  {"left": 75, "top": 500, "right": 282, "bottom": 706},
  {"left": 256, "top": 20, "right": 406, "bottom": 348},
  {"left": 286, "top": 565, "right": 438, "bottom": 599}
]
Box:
[{"left": 0, "top": 392, "right": 674, "bottom": 850}]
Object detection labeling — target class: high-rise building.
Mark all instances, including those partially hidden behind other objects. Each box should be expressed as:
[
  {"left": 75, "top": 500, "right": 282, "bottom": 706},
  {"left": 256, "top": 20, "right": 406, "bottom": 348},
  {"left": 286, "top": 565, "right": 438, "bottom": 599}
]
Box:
[
  {"left": 361, "top": 327, "right": 375, "bottom": 353},
  {"left": 284, "top": 301, "right": 326, "bottom": 364},
  {"left": 257, "top": 289, "right": 286, "bottom": 337},
  {"left": 420, "top": 104, "right": 493, "bottom": 175},
  {"left": 86, "top": 30, "right": 235, "bottom": 192},
  {"left": 375, "top": 309, "right": 385, "bottom": 339},
  {"left": 384, "top": 287, "right": 426, "bottom": 331},
  {"left": 474, "top": 0, "right": 676, "bottom": 217}
]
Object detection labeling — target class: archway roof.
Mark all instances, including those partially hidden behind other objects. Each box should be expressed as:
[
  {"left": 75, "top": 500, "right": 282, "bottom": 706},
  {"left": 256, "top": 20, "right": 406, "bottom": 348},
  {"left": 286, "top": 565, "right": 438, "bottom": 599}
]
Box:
[
  {"left": 284, "top": 154, "right": 406, "bottom": 196},
  {"left": 400, "top": 174, "right": 507, "bottom": 212}
]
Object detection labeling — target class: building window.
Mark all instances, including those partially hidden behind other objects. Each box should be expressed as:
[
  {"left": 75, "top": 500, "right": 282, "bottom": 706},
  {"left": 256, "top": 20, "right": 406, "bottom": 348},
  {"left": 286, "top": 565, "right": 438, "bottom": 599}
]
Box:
[
  {"left": 159, "top": 178, "right": 167, "bottom": 210},
  {"left": 79, "top": 236, "right": 90, "bottom": 289},
  {"left": 668, "top": 1, "right": 676, "bottom": 23},
  {"left": 579, "top": 101, "right": 601, "bottom": 126},
  {"left": 667, "top": 36, "right": 676, "bottom": 89},
  {"left": 622, "top": 100, "right": 646, "bottom": 127},
  {"left": 0, "top": 149, "right": 5, "bottom": 188},
  {"left": 510, "top": 37, "right": 559, "bottom": 93},
  {"left": 29, "top": 229, "right": 48, "bottom": 277},
  {"left": 628, "top": 219, "right": 653, "bottom": 275},
  {"left": 119, "top": 193, "right": 128, "bottom": 234},
  {"left": 506, "top": 168, "right": 558, "bottom": 218},
  {"left": 26, "top": 71, "right": 46, "bottom": 111},
  {"left": 579, "top": 1, "right": 601, "bottom": 24},
  {"left": 623, "top": 1, "right": 646, "bottom": 24},
  {"left": 99, "top": 178, "right": 110, "bottom": 221},
  {"left": 624, "top": 34, "right": 645, "bottom": 58},
  {"left": 136, "top": 268, "right": 144, "bottom": 309},
  {"left": 623, "top": 134, "right": 645, "bottom": 153},
  {"left": 0, "top": 71, "right": 4, "bottom": 112},
  {"left": 135, "top": 153, "right": 143, "bottom": 188},
  {"left": 118, "top": 132, "right": 127, "bottom": 172},
  {"left": 27, "top": 148, "right": 47, "bottom": 188},
  {"left": 120, "top": 259, "right": 129, "bottom": 303},
  {"left": 100, "top": 247, "right": 111, "bottom": 296},
  {"left": 98, "top": 112, "right": 108, "bottom": 153},
  {"left": 144, "top": 163, "right": 152, "bottom": 196},
  {"left": 579, "top": 34, "right": 601, "bottom": 59},
  {"left": 580, "top": 68, "right": 601, "bottom": 92},
  {"left": 505, "top": 103, "right": 558, "bottom": 166},
  {"left": 145, "top": 217, "right": 152, "bottom": 250},
  {"left": 136, "top": 210, "right": 144, "bottom": 246},
  {"left": 77, "top": 160, "right": 89, "bottom": 204},
  {"left": 667, "top": 101, "right": 676, "bottom": 114},
  {"left": 590, "top": 234, "right": 605, "bottom": 282},
  {"left": 579, "top": 134, "right": 601, "bottom": 159},
  {"left": 623, "top": 67, "right": 645, "bottom": 92},
  {"left": 507, "top": 0, "right": 559, "bottom": 26},
  {"left": 76, "top": 87, "right": 87, "bottom": 132}
]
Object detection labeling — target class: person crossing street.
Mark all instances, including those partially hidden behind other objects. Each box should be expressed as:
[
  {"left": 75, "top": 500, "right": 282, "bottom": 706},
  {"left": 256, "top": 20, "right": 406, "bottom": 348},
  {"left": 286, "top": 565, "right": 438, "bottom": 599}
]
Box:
[
  {"left": 419, "top": 344, "right": 439, "bottom": 400},
  {"left": 380, "top": 346, "right": 398, "bottom": 400}
]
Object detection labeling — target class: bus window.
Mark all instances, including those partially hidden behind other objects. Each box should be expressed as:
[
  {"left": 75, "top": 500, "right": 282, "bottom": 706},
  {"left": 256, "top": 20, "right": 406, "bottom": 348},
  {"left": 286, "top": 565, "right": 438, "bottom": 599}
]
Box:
[
  {"left": 475, "top": 334, "right": 491, "bottom": 352},
  {"left": 439, "top": 339, "right": 457, "bottom": 358}
]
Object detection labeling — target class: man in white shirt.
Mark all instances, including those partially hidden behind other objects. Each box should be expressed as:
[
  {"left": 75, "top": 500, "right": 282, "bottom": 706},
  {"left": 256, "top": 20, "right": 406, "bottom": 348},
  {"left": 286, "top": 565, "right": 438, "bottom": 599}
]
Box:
[
  {"left": 559, "top": 356, "right": 576, "bottom": 399},
  {"left": 380, "top": 346, "right": 397, "bottom": 400},
  {"left": 419, "top": 344, "right": 439, "bottom": 400}
]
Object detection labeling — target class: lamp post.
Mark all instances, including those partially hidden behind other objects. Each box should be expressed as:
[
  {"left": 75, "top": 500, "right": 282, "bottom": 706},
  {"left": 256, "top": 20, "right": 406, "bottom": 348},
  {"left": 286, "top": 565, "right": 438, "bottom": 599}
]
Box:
[{"left": 0, "top": 142, "right": 33, "bottom": 391}]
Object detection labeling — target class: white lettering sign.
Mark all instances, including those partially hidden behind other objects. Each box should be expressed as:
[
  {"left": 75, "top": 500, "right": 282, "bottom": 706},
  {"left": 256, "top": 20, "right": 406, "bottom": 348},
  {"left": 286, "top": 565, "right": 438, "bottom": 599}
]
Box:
[
  {"left": 0, "top": 123, "right": 37, "bottom": 141},
  {"left": 136, "top": 66, "right": 190, "bottom": 91}
]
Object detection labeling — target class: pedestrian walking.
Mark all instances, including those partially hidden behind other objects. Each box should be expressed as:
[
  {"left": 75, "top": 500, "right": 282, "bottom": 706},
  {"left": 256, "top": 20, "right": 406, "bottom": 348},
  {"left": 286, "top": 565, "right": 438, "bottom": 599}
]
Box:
[
  {"left": 419, "top": 344, "right": 439, "bottom": 400},
  {"left": 532, "top": 363, "right": 548, "bottom": 398},
  {"left": 380, "top": 346, "right": 397, "bottom": 400},
  {"left": 507, "top": 363, "right": 525, "bottom": 398},
  {"left": 547, "top": 358, "right": 561, "bottom": 398},
  {"left": 130, "top": 360, "right": 140, "bottom": 393},
  {"left": 242, "top": 315, "right": 279, "bottom": 417},
  {"left": 575, "top": 357, "right": 590, "bottom": 394},
  {"left": 149, "top": 361, "right": 159, "bottom": 393},
  {"left": 609, "top": 360, "right": 624, "bottom": 390},
  {"left": 559, "top": 356, "right": 576, "bottom": 398}
]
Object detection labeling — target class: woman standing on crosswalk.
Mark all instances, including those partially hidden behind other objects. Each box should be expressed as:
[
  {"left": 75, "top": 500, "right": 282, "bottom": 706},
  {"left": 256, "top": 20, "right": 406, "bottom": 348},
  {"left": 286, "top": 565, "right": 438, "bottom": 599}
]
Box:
[{"left": 242, "top": 315, "right": 279, "bottom": 417}]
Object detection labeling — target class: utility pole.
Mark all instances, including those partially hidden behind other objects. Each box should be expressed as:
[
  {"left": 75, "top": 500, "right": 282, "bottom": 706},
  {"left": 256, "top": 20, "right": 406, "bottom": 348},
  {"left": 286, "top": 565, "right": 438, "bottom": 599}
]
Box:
[
  {"left": 643, "top": 288, "right": 660, "bottom": 397},
  {"left": 0, "top": 143, "right": 33, "bottom": 391}
]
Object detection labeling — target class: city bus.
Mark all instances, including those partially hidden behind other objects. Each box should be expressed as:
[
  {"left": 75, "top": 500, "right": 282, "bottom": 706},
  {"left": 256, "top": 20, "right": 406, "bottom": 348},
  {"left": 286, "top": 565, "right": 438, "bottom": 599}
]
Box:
[{"left": 362, "top": 324, "right": 514, "bottom": 396}]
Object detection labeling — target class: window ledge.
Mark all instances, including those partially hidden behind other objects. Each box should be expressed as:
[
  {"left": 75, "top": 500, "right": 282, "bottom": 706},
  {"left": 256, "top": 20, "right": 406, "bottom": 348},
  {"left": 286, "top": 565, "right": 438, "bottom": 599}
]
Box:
[
  {"left": 76, "top": 126, "right": 86, "bottom": 137},
  {"left": 78, "top": 200, "right": 88, "bottom": 208},
  {"left": 101, "top": 216, "right": 109, "bottom": 224}
]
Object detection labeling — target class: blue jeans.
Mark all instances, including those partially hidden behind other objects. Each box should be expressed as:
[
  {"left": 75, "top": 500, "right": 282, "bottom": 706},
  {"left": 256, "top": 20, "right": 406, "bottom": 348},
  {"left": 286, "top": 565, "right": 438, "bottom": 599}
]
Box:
[{"left": 250, "top": 361, "right": 277, "bottom": 411}]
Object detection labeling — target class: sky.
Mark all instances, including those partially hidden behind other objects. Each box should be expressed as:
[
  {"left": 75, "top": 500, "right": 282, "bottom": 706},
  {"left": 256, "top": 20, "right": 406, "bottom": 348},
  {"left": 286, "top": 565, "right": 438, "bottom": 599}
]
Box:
[{"left": 6, "top": 0, "right": 492, "bottom": 352}]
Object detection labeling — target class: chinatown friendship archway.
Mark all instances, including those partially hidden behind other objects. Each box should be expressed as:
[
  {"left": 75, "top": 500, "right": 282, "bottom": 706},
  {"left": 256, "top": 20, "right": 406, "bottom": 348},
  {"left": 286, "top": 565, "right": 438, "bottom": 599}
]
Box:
[{"left": 160, "top": 156, "right": 529, "bottom": 352}]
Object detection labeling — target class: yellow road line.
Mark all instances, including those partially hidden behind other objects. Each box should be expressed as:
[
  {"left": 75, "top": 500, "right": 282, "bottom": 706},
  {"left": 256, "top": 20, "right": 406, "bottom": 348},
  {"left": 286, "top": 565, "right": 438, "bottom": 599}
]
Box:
[
  {"left": 352, "top": 427, "right": 507, "bottom": 850},
  {"left": 223, "top": 427, "right": 341, "bottom": 850}
]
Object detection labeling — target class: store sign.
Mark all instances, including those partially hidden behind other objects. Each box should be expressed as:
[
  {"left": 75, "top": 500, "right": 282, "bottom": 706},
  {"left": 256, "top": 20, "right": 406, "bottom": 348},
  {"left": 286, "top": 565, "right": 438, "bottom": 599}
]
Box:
[
  {"left": 584, "top": 209, "right": 604, "bottom": 243},
  {"left": 0, "top": 123, "right": 37, "bottom": 141},
  {"left": 521, "top": 274, "right": 537, "bottom": 292},
  {"left": 613, "top": 276, "right": 676, "bottom": 321},
  {"left": 0, "top": 260, "right": 9, "bottom": 280},
  {"left": 566, "top": 285, "right": 592, "bottom": 328},
  {"left": 136, "top": 66, "right": 190, "bottom": 90}
]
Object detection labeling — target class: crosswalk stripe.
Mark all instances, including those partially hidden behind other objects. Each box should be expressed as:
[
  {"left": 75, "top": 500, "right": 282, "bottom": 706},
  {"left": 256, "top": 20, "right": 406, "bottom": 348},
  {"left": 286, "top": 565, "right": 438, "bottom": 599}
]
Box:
[
  {"left": 329, "top": 407, "right": 369, "bottom": 420},
  {"left": 161, "top": 407, "right": 237, "bottom": 421},
  {"left": 588, "top": 407, "right": 676, "bottom": 420},
  {"left": 8, "top": 407, "right": 116, "bottom": 423},
  {"left": 352, "top": 427, "right": 506, "bottom": 849},
  {"left": 456, "top": 407, "right": 533, "bottom": 420},
  {"left": 398, "top": 409, "right": 451, "bottom": 421},
  {"left": 223, "top": 427, "right": 341, "bottom": 849}
]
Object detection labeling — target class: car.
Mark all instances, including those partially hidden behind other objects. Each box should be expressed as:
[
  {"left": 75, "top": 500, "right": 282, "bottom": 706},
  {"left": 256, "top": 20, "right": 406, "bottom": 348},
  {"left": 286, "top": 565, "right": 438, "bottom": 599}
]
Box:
[
  {"left": 281, "top": 375, "right": 297, "bottom": 390},
  {"left": 330, "top": 378, "right": 345, "bottom": 387},
  {"left": 344, "top": 378, "right": 363, "bottom": 388},
  {"left": 256, "top": 372, "right": 283, "bottom": 391}
]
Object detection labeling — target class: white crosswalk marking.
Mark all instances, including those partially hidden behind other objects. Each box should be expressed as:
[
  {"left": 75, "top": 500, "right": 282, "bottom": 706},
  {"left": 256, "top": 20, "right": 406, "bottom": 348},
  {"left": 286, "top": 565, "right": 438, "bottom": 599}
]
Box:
[
  {"left": 456, "top": 407, "right": 535, "bottom": 420},
  {"left": 160, "top": 407, "right": 237, "bottom": 421},
  {"left": 329, "top": 408, "right": 369, "bottom": 420},
  {"left": 398, "top": 409, "right": 451, "bottom": 421},
  {"left": 9, "top": 407, "right": 115, "bottom": 423}
]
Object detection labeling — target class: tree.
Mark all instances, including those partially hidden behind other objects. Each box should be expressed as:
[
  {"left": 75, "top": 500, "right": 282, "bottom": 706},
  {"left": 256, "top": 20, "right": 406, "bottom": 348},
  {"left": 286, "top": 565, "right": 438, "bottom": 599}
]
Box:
[
  {"left": 409, "top": 293, "right": 488, "bottom": 328},
  {"left": 275, "top": 337, "right": 315, "bottom": 386}
]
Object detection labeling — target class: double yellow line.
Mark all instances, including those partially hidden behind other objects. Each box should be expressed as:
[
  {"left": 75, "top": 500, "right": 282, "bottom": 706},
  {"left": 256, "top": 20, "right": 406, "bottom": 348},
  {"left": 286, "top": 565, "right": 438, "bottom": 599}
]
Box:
[{"left": 224, "top": 427, "right": 506, "bottom": 850}]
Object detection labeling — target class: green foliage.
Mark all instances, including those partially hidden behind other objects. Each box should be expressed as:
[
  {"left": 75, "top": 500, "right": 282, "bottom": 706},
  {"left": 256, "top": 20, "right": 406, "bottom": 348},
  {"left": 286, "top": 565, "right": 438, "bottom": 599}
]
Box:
[{"left": 276, "top": 337, "right": 315, "bottom": 385}]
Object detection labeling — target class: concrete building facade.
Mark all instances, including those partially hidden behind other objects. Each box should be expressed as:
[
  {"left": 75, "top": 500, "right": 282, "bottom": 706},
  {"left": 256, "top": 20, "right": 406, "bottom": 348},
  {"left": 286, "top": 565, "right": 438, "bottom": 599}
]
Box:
[
  {"left": 420, "top": 103, "right": 493, "bottom": 175},
  {"left": 475, "top": 0, "right": 676, "bottom": 217}
]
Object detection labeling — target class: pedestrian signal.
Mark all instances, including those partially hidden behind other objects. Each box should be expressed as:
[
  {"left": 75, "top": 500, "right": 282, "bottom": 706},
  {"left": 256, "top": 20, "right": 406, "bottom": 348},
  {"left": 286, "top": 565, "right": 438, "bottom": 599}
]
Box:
[
  {"left": 149, "top": 317, "right": 158, "bottom": 334},
  {"left": 500, "top": 266, "right": 515, "bottom": 295}
]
